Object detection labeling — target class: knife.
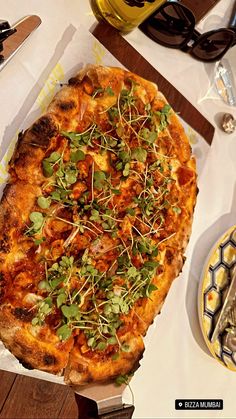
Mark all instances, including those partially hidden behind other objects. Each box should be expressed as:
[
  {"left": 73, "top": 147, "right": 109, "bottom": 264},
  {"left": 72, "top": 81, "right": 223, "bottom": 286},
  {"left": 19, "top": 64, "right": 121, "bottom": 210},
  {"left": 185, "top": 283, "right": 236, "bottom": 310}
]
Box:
[
  {"left": 0, "top": 15, "right": 41, "bottom": 71},
  {"left": 211, "top": 267, "right": 236, "bottom": 343},
  {"left": 0, "top": 20, "right": 16, "bottom": 47}
]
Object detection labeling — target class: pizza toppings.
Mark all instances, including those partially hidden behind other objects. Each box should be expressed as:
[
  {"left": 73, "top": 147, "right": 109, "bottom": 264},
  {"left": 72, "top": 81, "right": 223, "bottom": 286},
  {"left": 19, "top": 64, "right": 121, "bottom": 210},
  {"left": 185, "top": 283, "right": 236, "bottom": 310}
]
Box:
[
  {"left": 0, "top": 65, "right": 197, "bottom": 383},
  {"left": 22, "top": 77, "right": 188, "bottom": 353}
]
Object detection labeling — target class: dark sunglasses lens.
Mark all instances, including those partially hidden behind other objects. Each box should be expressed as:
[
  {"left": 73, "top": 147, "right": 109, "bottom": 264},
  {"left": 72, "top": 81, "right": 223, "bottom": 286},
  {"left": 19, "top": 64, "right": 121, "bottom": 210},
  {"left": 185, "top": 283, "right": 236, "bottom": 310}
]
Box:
[
  {"left": 141, "top": 4, "right": 194, "bottom": 47},
  {"left": 192, "top": 30, "right": 234, "bottom": 61}
]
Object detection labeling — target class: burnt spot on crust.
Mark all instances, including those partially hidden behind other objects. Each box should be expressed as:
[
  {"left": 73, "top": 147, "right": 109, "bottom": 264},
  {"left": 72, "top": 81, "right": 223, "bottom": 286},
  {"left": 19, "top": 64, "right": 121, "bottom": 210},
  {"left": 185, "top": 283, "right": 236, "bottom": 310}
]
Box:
[
  {"left": 0, "top": 204, "right": 15, "bottom": 249},
  {"left": 75, "top": 363, "right": 87, "bottom": 373},
  {"left": 8, "top": 131, "right": 24, "bottom": 164},
  {"left": 68, "top": 76, "right": 81, "bottom": 86},
  {"left": 0, "top": 273, "right": 5, "bottom": 302},
  {"left": 15, "top": 130, "right": 24, "bottom": 147},
  {"left": 58, "top": 100, "right": 76, "bottom": 111},
  {"left": 28, "top": 115, "right": 58, "bottom": 147},
  {"left": 180, "top": 255, "right": 186, "bottom": 272},
  {"left": 0, "top": 232, "right": 10, "bottom": 252},
  {"left": 13, "top": 307, "right": 34, "bottom": 322},
  {"left": 43, "top": 354, "right": 57, "bottom": 366},
  {"left": 17, "top": 358, "right": 34, "bottom": 370},
  {"left": 0, "top": 288, "right": 5, "bottom": 303},
  {"left": 165, "top": 248, "right": 173, "bottom": 265}
]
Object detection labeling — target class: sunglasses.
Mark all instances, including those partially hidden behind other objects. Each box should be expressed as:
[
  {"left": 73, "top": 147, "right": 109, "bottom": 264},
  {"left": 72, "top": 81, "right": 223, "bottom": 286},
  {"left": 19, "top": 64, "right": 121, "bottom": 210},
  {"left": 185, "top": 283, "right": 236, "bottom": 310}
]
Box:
[{"left": 139, "top": 1, "right": 236, "bottom": 62}]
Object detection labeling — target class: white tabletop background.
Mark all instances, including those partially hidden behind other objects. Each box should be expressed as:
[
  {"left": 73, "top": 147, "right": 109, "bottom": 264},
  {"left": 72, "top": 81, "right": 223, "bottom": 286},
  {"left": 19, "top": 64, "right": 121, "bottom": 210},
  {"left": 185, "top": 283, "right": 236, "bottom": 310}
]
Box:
[{"left": 0, "top": 1, "right": 236, "bottom": 418}]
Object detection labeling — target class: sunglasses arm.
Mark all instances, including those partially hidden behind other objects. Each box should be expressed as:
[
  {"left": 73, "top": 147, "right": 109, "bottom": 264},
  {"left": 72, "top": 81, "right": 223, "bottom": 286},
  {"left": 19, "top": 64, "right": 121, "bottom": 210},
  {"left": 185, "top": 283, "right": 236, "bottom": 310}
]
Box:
[{"left": 229, "top": 0, "right": 236, "bottom": 31}]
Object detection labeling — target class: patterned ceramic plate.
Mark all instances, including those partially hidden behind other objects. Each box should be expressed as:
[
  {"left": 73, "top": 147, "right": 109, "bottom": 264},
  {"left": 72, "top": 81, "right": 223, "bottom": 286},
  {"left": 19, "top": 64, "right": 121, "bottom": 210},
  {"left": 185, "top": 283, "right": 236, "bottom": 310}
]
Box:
[{"left": 198, "top": 225, "right": 236, "bottom": 370}]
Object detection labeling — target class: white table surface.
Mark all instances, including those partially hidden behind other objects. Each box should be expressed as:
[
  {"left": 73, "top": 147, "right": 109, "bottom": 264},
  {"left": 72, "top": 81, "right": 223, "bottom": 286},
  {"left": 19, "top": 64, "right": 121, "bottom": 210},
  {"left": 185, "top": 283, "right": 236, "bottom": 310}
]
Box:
[{"left": 0, "top": 1, "right": 236, "bottom": 418}]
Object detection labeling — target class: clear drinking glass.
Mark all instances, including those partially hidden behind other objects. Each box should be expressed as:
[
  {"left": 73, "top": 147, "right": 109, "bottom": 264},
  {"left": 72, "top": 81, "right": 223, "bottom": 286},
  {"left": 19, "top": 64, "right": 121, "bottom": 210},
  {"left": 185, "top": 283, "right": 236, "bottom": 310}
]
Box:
[{"left": 214, "top": 46, "right": 236, "bottom": 107}]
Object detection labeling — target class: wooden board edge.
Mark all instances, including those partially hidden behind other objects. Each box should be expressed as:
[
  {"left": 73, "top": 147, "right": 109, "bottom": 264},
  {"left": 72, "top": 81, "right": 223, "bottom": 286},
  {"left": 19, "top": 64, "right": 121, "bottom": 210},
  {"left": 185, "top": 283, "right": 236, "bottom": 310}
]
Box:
[{"left": 92, "top": 22, "right": 215, "bottom": 145}]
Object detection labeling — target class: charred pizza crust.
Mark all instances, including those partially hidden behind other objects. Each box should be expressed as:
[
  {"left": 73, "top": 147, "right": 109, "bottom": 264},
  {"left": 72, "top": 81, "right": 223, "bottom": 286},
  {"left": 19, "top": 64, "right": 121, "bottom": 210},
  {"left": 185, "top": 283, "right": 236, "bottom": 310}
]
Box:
[{"left": 0, "top": 65, "right": 197, "bottom": 385}]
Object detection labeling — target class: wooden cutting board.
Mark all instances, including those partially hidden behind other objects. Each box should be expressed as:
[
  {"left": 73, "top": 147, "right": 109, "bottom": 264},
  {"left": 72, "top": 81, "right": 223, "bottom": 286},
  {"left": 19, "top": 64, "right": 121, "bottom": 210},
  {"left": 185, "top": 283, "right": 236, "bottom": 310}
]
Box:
[{"left": 93, "top": 22, "right": 215, "bottom": 145}]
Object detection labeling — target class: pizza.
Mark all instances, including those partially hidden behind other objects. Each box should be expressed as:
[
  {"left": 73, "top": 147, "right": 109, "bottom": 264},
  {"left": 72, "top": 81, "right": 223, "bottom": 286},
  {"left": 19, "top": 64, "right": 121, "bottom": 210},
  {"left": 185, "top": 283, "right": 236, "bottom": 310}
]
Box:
[{"left": 0, "top": 65, "right": 197, "bottom": 385}]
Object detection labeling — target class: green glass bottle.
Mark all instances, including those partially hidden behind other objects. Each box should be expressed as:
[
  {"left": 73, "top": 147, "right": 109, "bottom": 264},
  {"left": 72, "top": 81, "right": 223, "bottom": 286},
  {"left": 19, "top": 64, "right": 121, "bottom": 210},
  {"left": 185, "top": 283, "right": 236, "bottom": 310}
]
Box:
[{"left": 90, "top": 0, "right": 166, "bottom": 33}]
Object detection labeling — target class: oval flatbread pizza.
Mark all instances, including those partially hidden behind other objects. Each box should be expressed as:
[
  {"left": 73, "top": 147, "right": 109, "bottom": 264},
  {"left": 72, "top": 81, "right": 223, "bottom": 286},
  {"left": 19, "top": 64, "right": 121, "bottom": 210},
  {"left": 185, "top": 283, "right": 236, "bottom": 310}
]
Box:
[{"left": 0, "top": 65, "right": 197, "bottom": 385}]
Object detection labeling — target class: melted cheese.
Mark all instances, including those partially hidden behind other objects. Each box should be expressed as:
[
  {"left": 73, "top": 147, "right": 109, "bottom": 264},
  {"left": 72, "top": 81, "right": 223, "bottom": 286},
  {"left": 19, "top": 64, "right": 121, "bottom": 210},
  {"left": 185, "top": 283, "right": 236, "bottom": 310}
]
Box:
[{"left": 87, "top": 150, "right": 109, "bottom": 171}]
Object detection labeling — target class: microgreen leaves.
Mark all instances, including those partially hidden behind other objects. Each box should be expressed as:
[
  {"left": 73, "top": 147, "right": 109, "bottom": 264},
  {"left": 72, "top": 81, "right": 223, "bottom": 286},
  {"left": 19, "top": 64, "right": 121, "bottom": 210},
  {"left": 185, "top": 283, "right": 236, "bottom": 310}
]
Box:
[
  {"left": 140, "top": 127, "right": 157, "bottom": 145},
  {"left": 27, "top": 75, "right": 176, "bottom": 361},
  {"left": 92, "top": 86, "right": 114, "bottom": 98},
  {"left": 61, "top": 304, "right": 79, "bottom": 319},
  {"left": 61, "top": 129, "right": 93, "bottom": 147},
  {"left": 26, "top": 212, "right": 45, "bottom": 236},
  {"left": 131, "top": 147, "right": 147, "bottom": 163},
  {"left": 42, "top": 152, "right": 61, "bottom": 178},
  {"left": 31, "top": 297, "right": 53, "bottom": 326},
  {"left": 70, "top": 149, "right": 85, "bottom": 163},
  {"left": 37, "top": 196, "right": 51, "bottom": 209},
  {"left": 115, "top": 374, "right": 130, "bottom": 386},
  {"left": 155, "top": 104, "right": 172, "bottom": 131},
  {"left": 56, "top": 324, "right": 72, "bottom": 340},
  {"left": 93, "top": 170, "right": 107, "bottom": 189},
  {"left": 173, "top": 206, "right": 181, "bottom": 214}
]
